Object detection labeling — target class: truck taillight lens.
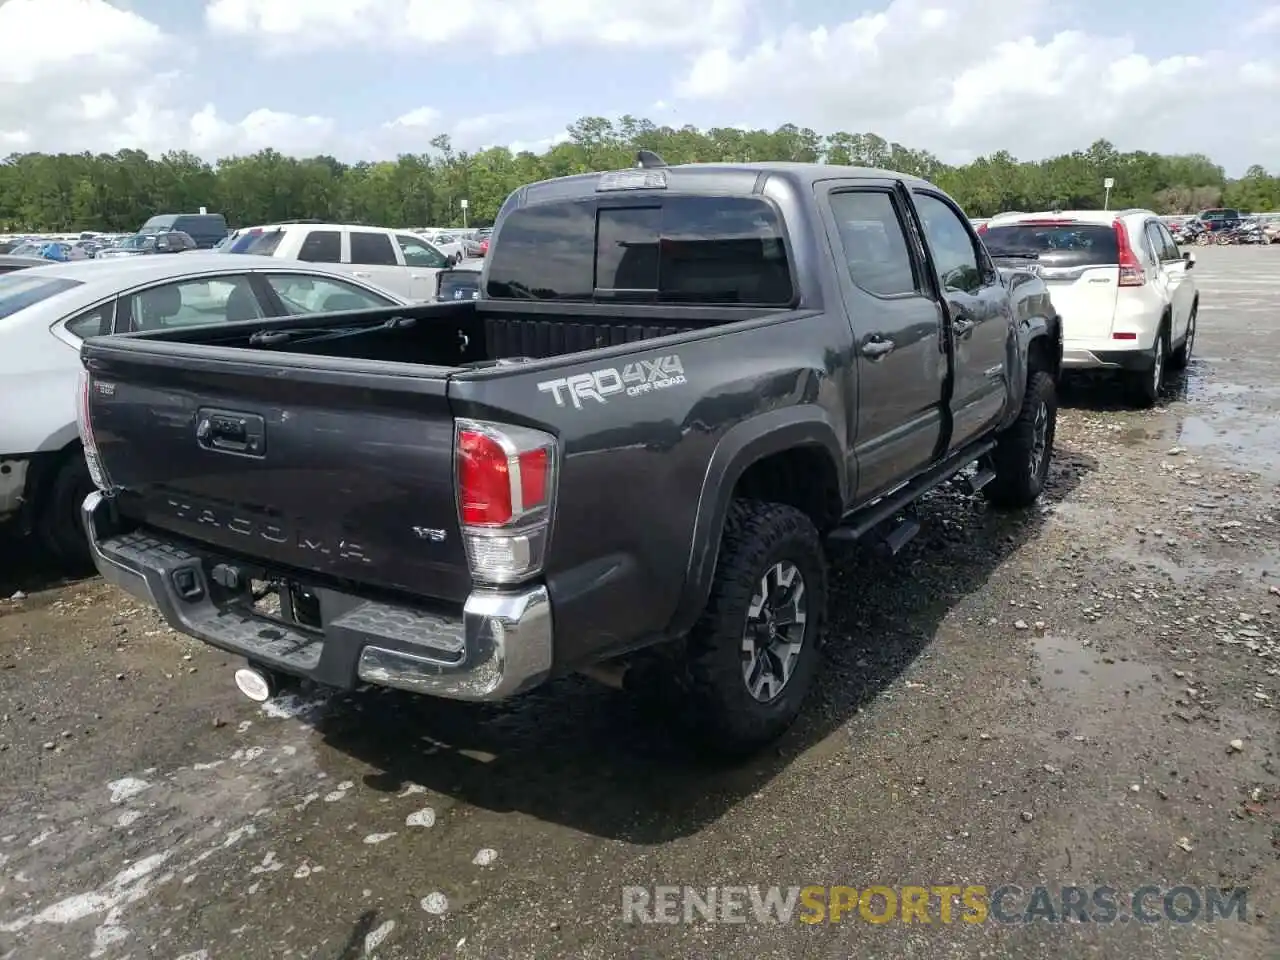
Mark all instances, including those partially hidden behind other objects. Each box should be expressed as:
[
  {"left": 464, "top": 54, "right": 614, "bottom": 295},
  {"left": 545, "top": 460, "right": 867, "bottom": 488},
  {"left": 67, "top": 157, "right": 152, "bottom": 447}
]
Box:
[
  {"left": 1115, "top": 221, "right": 1146, "bottom": 287},
  {"left": 75, "top": 367, "right": 108, "bottom": 491},
  {"left": 455, "top": 419, "right": 557, "bottom": 584}
]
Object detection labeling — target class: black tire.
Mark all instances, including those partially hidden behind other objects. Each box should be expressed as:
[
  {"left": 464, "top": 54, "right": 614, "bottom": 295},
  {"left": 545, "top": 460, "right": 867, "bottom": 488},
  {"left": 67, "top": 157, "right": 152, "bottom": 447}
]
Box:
[
  {"left": 1168, "top": 304, "right": 1196, "bottom": 371},
  {"left": 984, "top": 371, "right": 1057, "bottom": 510},
  {"left": 682, "top": 499, "right": 827, "bottom": 757},
  {"left": 1127, "top": 325, "right": 1167, "bottom": 408},
  {"left": 36, "top": 450, "right": 96, "bottom": 571}
]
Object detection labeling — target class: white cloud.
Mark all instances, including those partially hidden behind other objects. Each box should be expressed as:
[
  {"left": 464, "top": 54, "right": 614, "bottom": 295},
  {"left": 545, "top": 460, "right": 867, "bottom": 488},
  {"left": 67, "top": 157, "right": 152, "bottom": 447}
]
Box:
[
  {"left": 384, "top": 107, "right": 443, "bottom": 130},
  {"left": 204, "top": 0, "right": 751, "bottom": 56},
  {"left": 1249, "top": 5, "right": 1280, "bottom": 32},
  {"left": 672, "top": 0, "right": 1280, "bottom": 172}
]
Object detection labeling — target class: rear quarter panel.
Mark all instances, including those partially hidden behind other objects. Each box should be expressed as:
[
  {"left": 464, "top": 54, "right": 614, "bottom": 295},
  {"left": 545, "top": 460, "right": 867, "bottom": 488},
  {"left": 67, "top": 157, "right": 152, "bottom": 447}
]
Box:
[
  {"left": 998, "top": 266, "right": 1061, "bottom": 428},
  {"left": 449, "top": 311, "right": 855, "bottom": 668}
]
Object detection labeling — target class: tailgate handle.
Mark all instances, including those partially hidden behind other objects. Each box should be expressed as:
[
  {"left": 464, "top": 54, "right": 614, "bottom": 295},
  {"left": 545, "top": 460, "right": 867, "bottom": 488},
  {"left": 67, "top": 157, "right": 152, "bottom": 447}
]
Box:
[{"left": 196, "top": 409, "right": 266, "bottom": 457}]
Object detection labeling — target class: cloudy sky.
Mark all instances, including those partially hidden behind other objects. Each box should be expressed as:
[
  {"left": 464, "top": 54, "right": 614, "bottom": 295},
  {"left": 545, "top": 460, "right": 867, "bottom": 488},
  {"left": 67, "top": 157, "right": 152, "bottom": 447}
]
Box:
[{"left": 2, "top": 0, "right": 1278, "bottom": 173}]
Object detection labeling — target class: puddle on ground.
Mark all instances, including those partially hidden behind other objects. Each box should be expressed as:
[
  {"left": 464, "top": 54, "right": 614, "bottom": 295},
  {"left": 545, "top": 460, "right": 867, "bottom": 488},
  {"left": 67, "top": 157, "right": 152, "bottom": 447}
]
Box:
[
  {"left": 1172, "top": 413, "right": 1280, "bottom": 477},
  {"left": 1032, "top": 633, "right": 1155, "bottom": 695}
]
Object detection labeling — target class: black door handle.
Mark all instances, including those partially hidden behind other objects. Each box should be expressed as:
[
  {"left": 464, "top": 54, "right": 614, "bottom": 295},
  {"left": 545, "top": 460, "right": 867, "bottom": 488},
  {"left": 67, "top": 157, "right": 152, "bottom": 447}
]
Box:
[{"left": 862, "top": 337, "right": 895, "bottom": 359}]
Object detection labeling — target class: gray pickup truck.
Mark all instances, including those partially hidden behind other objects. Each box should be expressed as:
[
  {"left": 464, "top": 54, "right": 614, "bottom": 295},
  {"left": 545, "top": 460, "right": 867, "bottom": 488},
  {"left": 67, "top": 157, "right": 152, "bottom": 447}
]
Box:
[{"left": 77, "top": 158, "right": 1062, "bottom": 755}]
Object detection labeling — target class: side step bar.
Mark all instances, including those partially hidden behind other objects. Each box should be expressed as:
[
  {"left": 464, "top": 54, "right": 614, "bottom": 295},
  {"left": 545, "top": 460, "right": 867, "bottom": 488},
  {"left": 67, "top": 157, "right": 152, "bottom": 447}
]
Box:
[{"left": 827, "top": 439, "right": 997, "bottom": 546}]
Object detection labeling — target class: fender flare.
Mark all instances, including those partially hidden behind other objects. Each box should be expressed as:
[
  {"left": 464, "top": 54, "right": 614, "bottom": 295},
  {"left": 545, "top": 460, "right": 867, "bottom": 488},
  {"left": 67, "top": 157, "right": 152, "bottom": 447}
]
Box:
[{"left": 667, "top": 406, "right": 847, "bottom": 637}]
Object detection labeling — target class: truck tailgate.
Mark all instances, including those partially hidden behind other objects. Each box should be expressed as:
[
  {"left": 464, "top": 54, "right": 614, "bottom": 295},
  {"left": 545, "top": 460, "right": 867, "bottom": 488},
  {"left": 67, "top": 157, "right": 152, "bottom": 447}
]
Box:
[{"left": 84, "top": 341, "right": 472, "bottom": 604}]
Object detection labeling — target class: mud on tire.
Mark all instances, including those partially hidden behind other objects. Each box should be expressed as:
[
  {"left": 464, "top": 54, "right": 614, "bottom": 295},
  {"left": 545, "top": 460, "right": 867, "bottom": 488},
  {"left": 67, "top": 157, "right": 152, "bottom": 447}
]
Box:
[
  {"left": 983, "top": 370, "right": 1057, "bottom": 510},
  {"left": 682, "top": 499, "right": 827, "bottom": 757}
]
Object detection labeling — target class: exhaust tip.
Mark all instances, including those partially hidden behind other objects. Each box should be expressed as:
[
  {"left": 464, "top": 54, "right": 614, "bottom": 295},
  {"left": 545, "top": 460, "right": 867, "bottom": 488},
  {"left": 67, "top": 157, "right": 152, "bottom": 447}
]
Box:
[{"left": 234, "top": 666, "right": 274, "bottom": 703}]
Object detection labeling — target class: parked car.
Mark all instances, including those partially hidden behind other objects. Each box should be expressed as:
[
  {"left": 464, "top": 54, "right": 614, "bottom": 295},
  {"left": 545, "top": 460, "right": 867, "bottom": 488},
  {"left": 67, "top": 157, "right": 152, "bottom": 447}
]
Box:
[
  {"left": 0, "top": 254, "right": 407, "bottom": 565},
  {"left": 138, "top": 213, "right": 228, "bottom": 250},
  {"left": 218, "top": 222, "right": 451, "bottom": 301},
  {"left": 979, "top": 209, "right": 1197, "bottom": 407},
  {"left": 1194, "top": 208, "right": 1243, "bottom": 233},
  {"left": 434, "top": 258, "right": 483, "bottom": 301},
  {"left": 417, "top": 233, "right": 476, "bottom": 263},
  {"left": 96, "top": 231, "right": 197, "bottom": 259},
  {"left": 76, "top": 159, "right": 1063, "bottom": 756}
]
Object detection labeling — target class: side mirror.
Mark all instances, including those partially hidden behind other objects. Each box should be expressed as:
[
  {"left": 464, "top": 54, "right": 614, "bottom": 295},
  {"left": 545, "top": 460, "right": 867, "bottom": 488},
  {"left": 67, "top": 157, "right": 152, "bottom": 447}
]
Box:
[{"left": 1183, "top": 250, "right": 1195, "bottom": 268}]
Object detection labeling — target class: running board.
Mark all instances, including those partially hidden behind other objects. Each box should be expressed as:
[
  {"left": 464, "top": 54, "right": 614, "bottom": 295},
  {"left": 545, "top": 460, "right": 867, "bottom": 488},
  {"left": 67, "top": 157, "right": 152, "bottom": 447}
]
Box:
[
  {"left": 827, "top": 439, "right": 998, "bottom": 544},
  {"left": 959, "top": 466, "right": 997, "bottom": 495}
]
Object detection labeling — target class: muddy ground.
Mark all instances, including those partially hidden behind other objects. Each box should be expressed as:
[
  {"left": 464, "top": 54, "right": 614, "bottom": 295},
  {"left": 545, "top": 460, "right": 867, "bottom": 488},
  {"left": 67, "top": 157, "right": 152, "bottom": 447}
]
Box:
[{"left": 1, "top": 245, "right": 1277, "bottom": 959}]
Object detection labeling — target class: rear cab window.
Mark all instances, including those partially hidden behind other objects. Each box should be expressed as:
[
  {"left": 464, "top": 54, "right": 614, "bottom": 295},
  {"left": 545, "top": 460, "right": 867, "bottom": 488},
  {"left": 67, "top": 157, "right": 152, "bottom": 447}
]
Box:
[
  {"left": 486, "top": 195, "right": 795, "bottom": 305},
  {"left": 228, "top": 228, "right": 285, "bottom": 255},
  {"left": 0, "top": 274, "right": 82, "bottom": 319},
  {"left": 981, "top": 221, "right": 1120, "bottom": 268}
]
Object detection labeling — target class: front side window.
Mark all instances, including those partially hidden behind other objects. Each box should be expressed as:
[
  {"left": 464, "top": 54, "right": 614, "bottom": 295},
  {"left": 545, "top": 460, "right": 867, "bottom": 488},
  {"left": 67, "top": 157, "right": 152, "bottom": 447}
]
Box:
[
  {"left": 264, "top": 274, "right": 397, "bottom": 314},
  {"left": 396, "top": 235, "right": 449, "bottom": 268},
  {"left": 122, "top": 276, "right": 263, "bottom": 331},
  {"left": 913, "top": 193, "right": 983, "bottom": 294},
  {"left": 486, "top": 195, "right": 794, "bottom": 305}
]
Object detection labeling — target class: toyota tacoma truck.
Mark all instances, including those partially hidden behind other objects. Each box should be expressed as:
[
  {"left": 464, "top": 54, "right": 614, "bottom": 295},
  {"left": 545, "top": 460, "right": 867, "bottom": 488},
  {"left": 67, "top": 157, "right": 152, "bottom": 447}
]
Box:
[{"left": 76, "top": 158, "right": 1062, "bottom": 755}]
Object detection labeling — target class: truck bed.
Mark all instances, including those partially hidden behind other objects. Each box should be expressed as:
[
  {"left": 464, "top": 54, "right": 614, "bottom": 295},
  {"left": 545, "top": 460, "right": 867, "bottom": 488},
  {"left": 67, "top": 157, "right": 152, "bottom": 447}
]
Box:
[{"left": 132, "top": 299, "right": 786, "bottom": 368}]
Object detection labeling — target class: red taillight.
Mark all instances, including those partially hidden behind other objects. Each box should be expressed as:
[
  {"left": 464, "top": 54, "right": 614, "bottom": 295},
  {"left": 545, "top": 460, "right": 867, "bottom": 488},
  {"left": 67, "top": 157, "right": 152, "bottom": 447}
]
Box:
[
  {"left": 976, "top": 223, "right": 988, "bottom": 234},
  {"left": 1112, "top": 332, "right": 1138, "bottom": 340},
  {"left": 75, "top": 367, "right": 107, "bottom": 490},
  {"left": 1020, "top": 219, "right": 1077, "bottom": 226},
  {"left": 456, "top": 423, "right": 553, "bottom": 528},
  {"left": 455, "top": 419, "right": 557, "bottom": 584},
  {"left": 1114, "top": 221, "right": 1145, "bottom": 286}
]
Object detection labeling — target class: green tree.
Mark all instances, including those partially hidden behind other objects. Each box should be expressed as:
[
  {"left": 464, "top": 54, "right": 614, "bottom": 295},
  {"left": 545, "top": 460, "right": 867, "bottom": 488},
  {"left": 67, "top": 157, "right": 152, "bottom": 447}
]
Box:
[{"left": 1, "top": 117, "right": 1275, "bottom": 231}]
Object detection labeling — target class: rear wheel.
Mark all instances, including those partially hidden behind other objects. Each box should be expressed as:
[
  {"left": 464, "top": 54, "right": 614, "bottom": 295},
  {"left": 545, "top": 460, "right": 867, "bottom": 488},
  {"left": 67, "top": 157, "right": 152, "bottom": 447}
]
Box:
[
  {"left": 1127, "top": 327, "right": 1167, "bottom": 408},
  {"left": 36, "top": 450, "right": 96, "bottom": 571},
  {"left": 682, "top": 499, "right": 827, "bottom": 757},
  {"left": 984, "top": 371, "right": 1057, "bottom": 509},
  {"left": 1169, "top": 305, "right": 1196, "bottom": 371}
]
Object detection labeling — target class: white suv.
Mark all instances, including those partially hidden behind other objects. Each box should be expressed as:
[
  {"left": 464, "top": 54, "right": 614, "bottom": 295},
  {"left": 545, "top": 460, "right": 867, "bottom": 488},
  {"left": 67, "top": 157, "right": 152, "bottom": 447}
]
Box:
[
  {"left": 221, "top": 222, "right": 451, "bottom": 301},
  {"left": 980, "top": 209, "right": 1198, "bottom": 406}
]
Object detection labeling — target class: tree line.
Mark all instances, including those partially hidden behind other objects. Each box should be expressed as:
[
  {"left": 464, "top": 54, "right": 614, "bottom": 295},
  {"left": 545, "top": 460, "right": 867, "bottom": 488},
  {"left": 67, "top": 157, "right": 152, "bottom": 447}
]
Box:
[{"left": 2, "top": 115, "right": 1278, "bottom": 234}]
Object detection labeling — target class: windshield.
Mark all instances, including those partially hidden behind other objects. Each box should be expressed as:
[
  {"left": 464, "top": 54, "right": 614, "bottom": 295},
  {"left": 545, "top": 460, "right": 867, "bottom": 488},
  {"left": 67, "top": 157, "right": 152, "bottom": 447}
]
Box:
[
  {"left": 982, "top": 223, "right": 1120, "bottom": 268},
  {"left": 118, "top": 234, "right": 156, "bottom": 250},
  {"left": 0, "top": 274, "right": 82, "bottom": 321}
]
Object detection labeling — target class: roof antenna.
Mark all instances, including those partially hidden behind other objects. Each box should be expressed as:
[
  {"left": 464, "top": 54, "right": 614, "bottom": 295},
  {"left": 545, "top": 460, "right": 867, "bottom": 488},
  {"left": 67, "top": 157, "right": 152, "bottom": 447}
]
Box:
[{"left": 635, "top": 150, "right": 667, "bottom": 169}]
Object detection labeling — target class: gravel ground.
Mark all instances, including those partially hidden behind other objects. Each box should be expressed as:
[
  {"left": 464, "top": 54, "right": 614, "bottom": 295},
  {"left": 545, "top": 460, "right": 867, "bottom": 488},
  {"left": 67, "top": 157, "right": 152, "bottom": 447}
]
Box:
[{"left": 1, "top": 245, "right": 1277, "bottom": 959}]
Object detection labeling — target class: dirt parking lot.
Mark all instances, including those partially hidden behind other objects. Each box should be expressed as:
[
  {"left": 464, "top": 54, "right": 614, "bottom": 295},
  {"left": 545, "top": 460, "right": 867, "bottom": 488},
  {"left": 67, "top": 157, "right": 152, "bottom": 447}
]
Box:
[{"left": 1, "top": 245, "right": 1278, "bottom": 959}]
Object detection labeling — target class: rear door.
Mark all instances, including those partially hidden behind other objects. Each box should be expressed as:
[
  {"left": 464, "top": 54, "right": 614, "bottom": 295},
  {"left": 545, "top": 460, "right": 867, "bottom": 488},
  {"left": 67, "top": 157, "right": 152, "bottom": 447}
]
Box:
[
  {"left": 981, "top": 219, "right": 1120, "bottom": 341},
  {"left": 1147, "top": 220, "right": 1192, "bottom": 339},
  {"left": 818, "top": 182, "right": 946, "bottom": 499},
  {"left": 347, "top": 230, "right": 409, "bottom": 298}
]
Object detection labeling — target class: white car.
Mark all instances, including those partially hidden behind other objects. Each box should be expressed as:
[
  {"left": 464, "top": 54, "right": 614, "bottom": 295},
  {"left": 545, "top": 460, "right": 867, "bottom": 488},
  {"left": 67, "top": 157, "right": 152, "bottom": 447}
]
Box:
[
  {"left": 979, "top": 209, "right": 1198, "bottom": 406},
  {"left": 221, "top": 222, "right": 451, "bottom": 301},
  {"left": 0, "top": 253, "right": 407, "bottom": 564}
]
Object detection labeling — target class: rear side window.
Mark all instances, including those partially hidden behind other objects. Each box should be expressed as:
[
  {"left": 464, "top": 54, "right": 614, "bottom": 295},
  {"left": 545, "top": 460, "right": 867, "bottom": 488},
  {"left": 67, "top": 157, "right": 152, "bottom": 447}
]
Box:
[
  {"left": 0, "top": 275, "right": 82, "bottom": 319},
  {"left": 297, "top": 230, "right": 341, "bottom": 263},
  {"left": 229, "top": 228, "right": 284, "bottom": 256},
  {"left": 828, "top": 191, "right": 918, "bottom": 297},
  {"left": 982, "top": 223, "right": 1120, "bottom": 268},
  {"left": 350, "top": 231, "right": 398, "bottom": 266},
  {"left": 486, "top": 196, "right": 794, "bottom": 305}
]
